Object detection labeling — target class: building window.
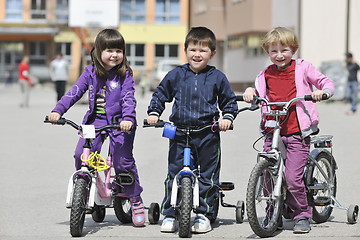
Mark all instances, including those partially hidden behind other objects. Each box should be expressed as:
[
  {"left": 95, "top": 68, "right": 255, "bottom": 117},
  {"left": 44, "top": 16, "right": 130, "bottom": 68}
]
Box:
[
  {"left": 155, "top": 0, "right": 180, "bottom": 23},
  {"left": 29, "top": 41, "right": 47, "bottom": 65},
  {"left": 56, "top": 0, "right": 68, "bottom": 22},
  {"left": 120, "top": 0, "right": 146, "bottom": 23},
  {"left": 5, "top": 0, "right": 22, "bottom": 20},
  {"left": 30, "top": 0, "right": 46, "bottom": 20},
  {"left": 155, "top": 44, "right": 178, "bottom": 62},
  {"left": 126, "top": 43, "right": 145, "bottom": 69},
  {"left": 246, "top": 35, "right": 266, "bottom": 57},
  {"left": 55, "top": 42, "right": 72, "bottom": 63}
]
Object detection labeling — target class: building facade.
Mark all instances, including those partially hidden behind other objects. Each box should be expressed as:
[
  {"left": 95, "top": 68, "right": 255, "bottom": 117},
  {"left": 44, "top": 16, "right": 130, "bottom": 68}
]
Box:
[
  {"left": 189, "top": 0, "right": 360, "bottom": 92},
  {"left": 0, "top": 0, "right": 189, "bottom": 83}
]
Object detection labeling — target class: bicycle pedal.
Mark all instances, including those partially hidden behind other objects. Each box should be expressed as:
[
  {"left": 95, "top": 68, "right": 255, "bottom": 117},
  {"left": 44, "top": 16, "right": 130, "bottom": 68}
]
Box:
[
  {"left": 314, "top": 196, "right": 331, "bottom": 206},
  {"left": 220, "top": 182, "right": 235, "bottom": 191},
  {"left": 116, "top": 172, "right": 135, "bottom": 186}
]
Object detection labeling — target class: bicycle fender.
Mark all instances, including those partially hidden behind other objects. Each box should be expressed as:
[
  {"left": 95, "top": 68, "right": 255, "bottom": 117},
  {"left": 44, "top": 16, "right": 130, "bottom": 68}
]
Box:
[
  {"left": 66, "top": 170, "right": 91, "bottom": 208},
  {"left": 170, "top": 175, "right": 179, "bottom": 207},
  {"left": 309, "top": 148, "right": 338, "bottom": 170},
  {"left": 87, "top": 177, "right": 96, "bottom": 208},
  {"left": 66, "top": 175, "right": 74, "bottom": 208},
  {"left": 193, "top": 177, "right": 199, "bottom": 208}
]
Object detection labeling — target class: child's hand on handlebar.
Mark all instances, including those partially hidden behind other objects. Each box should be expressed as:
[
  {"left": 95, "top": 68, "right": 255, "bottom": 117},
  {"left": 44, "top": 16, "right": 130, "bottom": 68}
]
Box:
[
  {"left": 311, "top": 90, "right": 330, "bottom": 101},
  {"left": 120, "top": 120, "right": 133, "bottom": 132},
  {"left": 243, "top": 87, "right": 257, "bottom": 103},
  {"left": 48, "top": 112, "right": 61, "bottom": 123},
  {"left": 219, "top": 119, "right": 232, "bottom": 132},
  {"left": 146, "top": 115, "right": 159, "bottom": 125}
]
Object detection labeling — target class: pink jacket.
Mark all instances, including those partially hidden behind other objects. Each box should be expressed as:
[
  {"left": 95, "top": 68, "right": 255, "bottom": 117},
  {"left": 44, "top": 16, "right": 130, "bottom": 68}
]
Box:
[{"left": 254, "top": 59, "right": 334, "bottom": 137}]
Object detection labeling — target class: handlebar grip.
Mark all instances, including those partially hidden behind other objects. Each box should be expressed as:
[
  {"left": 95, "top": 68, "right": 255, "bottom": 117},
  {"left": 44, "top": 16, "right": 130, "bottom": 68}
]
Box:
[
  {"left": 236, "top": 95, "right": 244, "bottom": 101},
  {"left": 44, "top": 116, "right": 66, "bottom": 125},
  {"left": 143, "top": 119, "right": 166, "bottom": 128},
  {"left": 304, "top": 94, "right": 329, "bottom": 101}
]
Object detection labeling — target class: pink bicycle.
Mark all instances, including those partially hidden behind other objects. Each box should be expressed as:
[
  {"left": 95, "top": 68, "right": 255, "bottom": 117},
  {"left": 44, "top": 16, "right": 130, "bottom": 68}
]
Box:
[{"left": 44, "top": 117, "right": 160, "bottom": 237}]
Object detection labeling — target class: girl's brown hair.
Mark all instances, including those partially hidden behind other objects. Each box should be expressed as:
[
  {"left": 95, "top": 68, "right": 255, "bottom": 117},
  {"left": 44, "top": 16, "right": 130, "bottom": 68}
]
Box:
[
  {"left": 261, "top": 27, "right": 299, "bottom": 54},
  {"left": 90, "top": 28, "right": 133, "bottom": 79}
]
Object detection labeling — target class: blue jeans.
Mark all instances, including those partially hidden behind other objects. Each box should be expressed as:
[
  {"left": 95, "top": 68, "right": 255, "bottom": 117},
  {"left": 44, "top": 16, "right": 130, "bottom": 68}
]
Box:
[{"left": 347, "top": 81, "right": 358, "bottom": 112}]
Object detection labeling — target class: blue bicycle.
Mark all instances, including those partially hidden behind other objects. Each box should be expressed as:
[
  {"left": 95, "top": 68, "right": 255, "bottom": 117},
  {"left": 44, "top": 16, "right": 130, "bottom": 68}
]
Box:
[{"left": 144, "top": 120, "right": 244, "bottom": 238}]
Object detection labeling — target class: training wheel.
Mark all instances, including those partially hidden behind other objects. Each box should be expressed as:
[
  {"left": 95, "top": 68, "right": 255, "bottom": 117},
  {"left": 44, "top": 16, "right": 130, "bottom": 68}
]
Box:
[
  {"left": 347, "top": 204, "right": 359, "bottom": 224},
  {"left": 235, "top": 200, "right": 245, "bottom": 223},
  {"left": 148, "top": 202, "right": 160, "bottom": 224}
]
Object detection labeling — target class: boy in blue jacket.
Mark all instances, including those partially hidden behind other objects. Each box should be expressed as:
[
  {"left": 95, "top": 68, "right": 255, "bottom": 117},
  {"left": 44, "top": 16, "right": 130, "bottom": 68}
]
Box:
[{"left": 146, "top": 26, "right": 238, "bottom": 234}]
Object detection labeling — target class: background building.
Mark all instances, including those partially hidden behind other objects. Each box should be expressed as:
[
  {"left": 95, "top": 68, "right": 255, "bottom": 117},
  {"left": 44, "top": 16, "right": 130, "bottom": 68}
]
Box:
[
  {"left": 189, "top": 0, "right": 360, "bottom": 94},
  {"left": 0, "top": 0, "right": 358, "bottom": 98},
  {"left": 0, "top": 0, "right": 188, "bottom": 83}
]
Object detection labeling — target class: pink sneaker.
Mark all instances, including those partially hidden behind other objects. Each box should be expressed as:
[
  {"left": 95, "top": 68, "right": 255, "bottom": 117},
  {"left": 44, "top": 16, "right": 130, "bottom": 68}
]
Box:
[{"left": 129, "top": 196, "right": 145, "bottom": 227}]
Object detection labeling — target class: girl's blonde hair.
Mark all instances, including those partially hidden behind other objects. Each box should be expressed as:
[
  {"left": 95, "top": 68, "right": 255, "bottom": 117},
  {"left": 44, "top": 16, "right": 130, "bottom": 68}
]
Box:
[
  {"left": 91, "top": 28, "right": 133, "bottom": 79},
  {"left": 261, "top": 27, "right": 299, "bottom": 53}
]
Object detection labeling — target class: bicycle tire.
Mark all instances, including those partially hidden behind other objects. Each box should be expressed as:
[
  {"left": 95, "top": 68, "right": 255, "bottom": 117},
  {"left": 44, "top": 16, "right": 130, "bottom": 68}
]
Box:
[
  {"left": 92, "top": 204, "right": 106, "bottom": 223},
  {"left": 179, "top": 176, "right": 193, "bottom": 238},
  {"left": 246, "top": 160, "right": 284, "bottom": 238},
  {"left": 306, "top": 152, "right": 336, "bottom": 223},
  {"left": 114, "top": 196, "right": 132, "bottom": 224},
  {"left": 70, "top": 177, "right": 89, "bottom": 237}
]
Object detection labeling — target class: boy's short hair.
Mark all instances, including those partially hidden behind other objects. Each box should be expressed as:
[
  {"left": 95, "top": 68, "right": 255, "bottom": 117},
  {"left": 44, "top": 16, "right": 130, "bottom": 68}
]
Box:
[
  {"left": 185, "top": 26, "right": 216, "bottom": 51},
  {"left": 346, "top": 52, "right": 353, "bottom": 58},
  {"left": 261, "top": 27, "right": 299, "bottom": 53}
]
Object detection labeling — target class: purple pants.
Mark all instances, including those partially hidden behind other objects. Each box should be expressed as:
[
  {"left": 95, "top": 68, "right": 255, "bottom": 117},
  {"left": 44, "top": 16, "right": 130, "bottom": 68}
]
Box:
[
  {"left": 264, "top": 134, "right": 312, "bottom": 220},
  {"left": 74, "top": 115, "right": 143, "bottom": 198}
]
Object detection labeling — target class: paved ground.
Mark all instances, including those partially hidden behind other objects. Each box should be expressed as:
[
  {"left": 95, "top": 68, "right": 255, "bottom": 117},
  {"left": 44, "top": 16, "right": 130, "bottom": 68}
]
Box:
[{"left": 0, "top": 82, "right": 359, "bottom": 240}]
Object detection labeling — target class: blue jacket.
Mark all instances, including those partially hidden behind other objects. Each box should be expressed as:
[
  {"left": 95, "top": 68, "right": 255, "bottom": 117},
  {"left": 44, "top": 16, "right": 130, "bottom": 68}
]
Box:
[
  {"left": 52, "top": 65, "right": 136, "bottom": 126},
  {"left": 147, "top": 64, "right": 238, "bottom": 126}
]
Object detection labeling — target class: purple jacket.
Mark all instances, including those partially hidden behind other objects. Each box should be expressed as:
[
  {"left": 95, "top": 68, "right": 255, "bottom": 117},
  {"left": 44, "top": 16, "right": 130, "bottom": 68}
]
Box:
[
  {"left": 255, "top": 59, "right": 334, "bottom": 137},
  {"left": 52, "top": 65, "right": 136, "bottom": 126}
]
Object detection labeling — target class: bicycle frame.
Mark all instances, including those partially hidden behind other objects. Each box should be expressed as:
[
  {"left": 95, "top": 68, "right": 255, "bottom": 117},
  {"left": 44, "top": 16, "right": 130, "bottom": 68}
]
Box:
[
  {"left": 43, "top": 117, "right": 129, "bottom": 209},
  {"left": 170, "top": 127, "right": 200, "bottom": 209}
]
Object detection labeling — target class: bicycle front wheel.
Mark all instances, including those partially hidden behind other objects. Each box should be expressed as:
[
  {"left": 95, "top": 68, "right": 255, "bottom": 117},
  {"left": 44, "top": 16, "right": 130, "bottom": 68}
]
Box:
[
  {"left": 70, "top": 177, "right": 89, "bottom": 237},
  {"left": 178, "top": 176, "right": 193, "bottom": 238},
  {"left": 306, "top": 152, "right": 336, "bottom": 223},
  {"left": 246, "top": 160, "right": 284, "bottom": 238}
]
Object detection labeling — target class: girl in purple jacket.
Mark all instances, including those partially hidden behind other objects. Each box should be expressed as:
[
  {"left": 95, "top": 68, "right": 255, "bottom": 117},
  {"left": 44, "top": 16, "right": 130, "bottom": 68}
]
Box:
[
  {"left": 243, "top": 27, "right": 334, "bottom": 234},
  {"left": 48, "top": 29, "right": 145, "bottom": 227}
]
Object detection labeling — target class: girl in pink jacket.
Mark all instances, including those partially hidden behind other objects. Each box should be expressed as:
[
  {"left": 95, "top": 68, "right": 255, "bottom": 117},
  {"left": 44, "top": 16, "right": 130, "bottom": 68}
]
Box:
[{"left": 243, "top": 27, "right": 334, "bottom": 234}]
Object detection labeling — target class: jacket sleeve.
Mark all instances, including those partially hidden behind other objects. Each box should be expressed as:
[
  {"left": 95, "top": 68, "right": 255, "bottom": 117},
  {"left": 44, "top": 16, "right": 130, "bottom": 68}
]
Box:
[
  {"left": 218, "top": 74, "right": 238, "bottom": 121},
  {"left": 305, "top": 62, "right": 335, "bottom": 96},
  {"left": 52, "top": 66, "right": 90, "bottom": 115},
  {"left": 120, "top": 71, "right": 137, "bottom": 124},
  {"left": 147, "top": 72, "right": 174, "bottom": 117}
]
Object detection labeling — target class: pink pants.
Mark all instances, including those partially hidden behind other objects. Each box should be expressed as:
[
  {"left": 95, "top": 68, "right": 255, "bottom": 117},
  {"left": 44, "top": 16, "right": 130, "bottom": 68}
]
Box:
[{"left": 264, "top": 134, "right": 312, "bottom": 220}]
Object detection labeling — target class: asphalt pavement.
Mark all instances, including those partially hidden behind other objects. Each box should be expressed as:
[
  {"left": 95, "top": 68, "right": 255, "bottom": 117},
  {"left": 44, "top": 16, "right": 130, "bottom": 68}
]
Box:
[{"left": 0, "top": 82, "right": 359, "bottom": 240}]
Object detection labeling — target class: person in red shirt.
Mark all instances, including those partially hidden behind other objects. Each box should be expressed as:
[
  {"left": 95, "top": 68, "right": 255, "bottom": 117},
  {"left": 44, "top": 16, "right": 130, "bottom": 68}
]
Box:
[
  {"left": 18, "top": 55, "right": 31, "bottom": 107},
  {"left": 243, "top": 27, "right": 333, "bottom": 234}
]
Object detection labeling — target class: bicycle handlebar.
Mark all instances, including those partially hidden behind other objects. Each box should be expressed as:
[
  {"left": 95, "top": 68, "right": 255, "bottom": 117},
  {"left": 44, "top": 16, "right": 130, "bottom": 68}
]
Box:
[
  {"left": 44, "top": 116, "right": 122, "bottom": 132},
  {"left": 235, "top": 94, "right": 329, "bottom": 114},
  {"left": 143, "top": 119, "right": 233, "bottom": 132}
]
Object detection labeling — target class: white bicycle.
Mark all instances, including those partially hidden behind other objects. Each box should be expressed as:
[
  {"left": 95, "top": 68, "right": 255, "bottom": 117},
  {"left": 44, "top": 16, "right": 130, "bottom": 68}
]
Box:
[{"left": 236, "top": 95, "right": 358, "bottom": 238}]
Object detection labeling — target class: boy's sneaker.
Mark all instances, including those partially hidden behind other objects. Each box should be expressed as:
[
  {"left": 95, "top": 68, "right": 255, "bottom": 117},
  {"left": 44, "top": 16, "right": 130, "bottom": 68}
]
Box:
[
  {"left": 293, "top": 218, "right": 311, "bottom": 233},
  {"left": 191, "top": 214, "right": 212, "bottom": 233},
  {"left": 160, "top": 217, "right": 176, "bottom": 233},
  {"left": 129, "top": 196, "right": 145, "bottom": 227}
]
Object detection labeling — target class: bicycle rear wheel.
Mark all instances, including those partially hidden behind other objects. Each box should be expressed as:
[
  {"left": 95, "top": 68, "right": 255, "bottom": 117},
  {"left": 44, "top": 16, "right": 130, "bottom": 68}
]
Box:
[
  {"left": 70, "top": 177, "right": 89, "bottom": 237},
  {"left": 114, "top": 197, "right": 132, "bottom": 224},
  {"left": 178, "top": 176, "right": 193, "bottom": 238},
  {"left": 306, "top": 152, "right": 336, "bottom": 223},
  {"left": 246, "top": 160, "right": 284, "bottom": 238}
]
